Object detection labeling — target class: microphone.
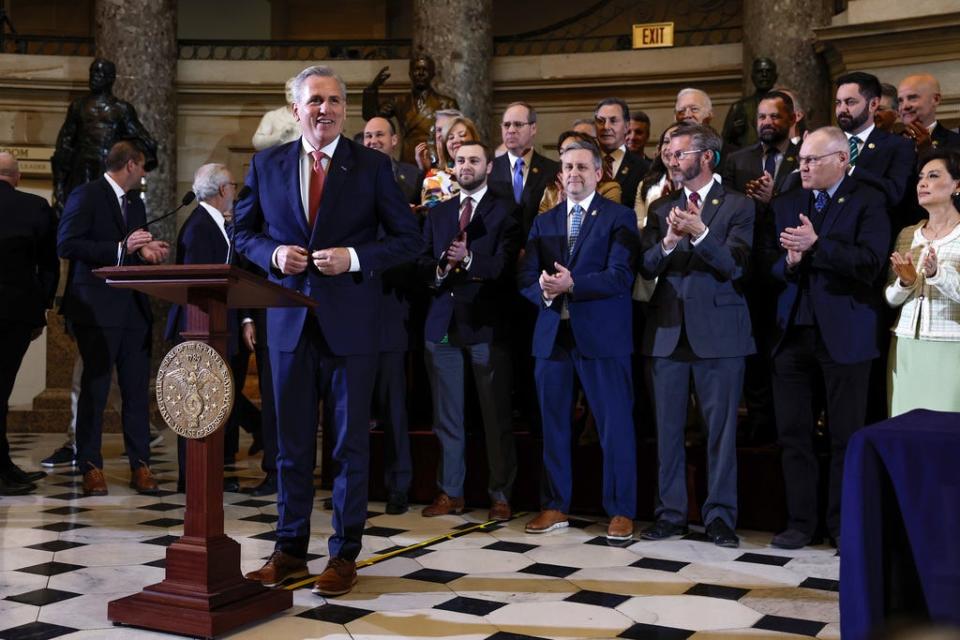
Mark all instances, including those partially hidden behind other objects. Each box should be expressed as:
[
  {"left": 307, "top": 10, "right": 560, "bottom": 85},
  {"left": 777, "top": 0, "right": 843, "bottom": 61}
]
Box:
[
  {"left": 118, "top": 191, "right": 196, "bottom": 266},
  {"left": 225, "top": 185, "right": 252, "bottom": 265}
]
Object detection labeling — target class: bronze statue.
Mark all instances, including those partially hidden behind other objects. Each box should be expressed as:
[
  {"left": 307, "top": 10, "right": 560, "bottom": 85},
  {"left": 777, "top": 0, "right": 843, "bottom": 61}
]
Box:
[
  {"left": 362, "top": 54, "right": 459, "bottom": 165},
  {"left": 51, "top": 58, "right": 158, "bottom": 213},
  {"left": 722, "top": 57, "right": 779, "bottom": 151}
]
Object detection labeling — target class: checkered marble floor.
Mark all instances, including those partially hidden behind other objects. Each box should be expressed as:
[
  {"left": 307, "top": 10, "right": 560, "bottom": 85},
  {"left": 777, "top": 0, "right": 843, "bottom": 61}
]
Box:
[{"left": 1, "top": 432, "right": 841, "bottom": 640}]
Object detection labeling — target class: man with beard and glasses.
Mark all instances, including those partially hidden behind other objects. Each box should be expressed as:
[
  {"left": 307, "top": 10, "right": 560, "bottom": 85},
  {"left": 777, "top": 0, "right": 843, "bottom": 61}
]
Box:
[
  {"left": 419, "top": 141, "right": 521, "bottom": 522},
  {"left": 638, "top": 124, "right": 754, "bottom": 548},
  {"left": 835, "top": 71, "right": 915, "bottom": 228},
  {"left": 722, "top": 91, "right": 801, "bottom": 444}
]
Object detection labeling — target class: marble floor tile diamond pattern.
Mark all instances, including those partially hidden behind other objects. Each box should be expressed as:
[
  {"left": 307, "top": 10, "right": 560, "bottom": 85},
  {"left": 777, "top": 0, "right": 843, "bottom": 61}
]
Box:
[{"left": 0, "top": 433, "right": 841, "bottom": 639}]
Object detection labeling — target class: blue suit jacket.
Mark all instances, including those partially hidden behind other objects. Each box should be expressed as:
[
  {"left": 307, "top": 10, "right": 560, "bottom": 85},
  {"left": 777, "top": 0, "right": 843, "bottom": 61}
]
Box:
[
  {"left": 163, "top": 205, "right": 241, "bottom": 349},
  {"left": 233, "top": 137, "right": 423, "bottom": 355},
  {"left": 639, "top": 181, "right": 756, "bottom": 359},
  {"left": 517, "top": 194, "right": 638, "bottom": 359},
  {"left": 58, "top": 177, "right": 152, "bottom": 328},
  {"left": 769, "top": 176, "right": 890, "bottom": 364},
  {"left": 420, "top": 190, "right": 521, "bottom": 346},
  {"left": 852, "top": 127, "right": 916, "bottom": 210}
]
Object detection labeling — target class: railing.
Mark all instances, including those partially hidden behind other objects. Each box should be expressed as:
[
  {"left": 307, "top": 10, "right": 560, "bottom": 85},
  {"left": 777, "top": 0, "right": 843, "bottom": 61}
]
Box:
[{"left": 1, "top": 29, "right": 741, "bottom": 61}]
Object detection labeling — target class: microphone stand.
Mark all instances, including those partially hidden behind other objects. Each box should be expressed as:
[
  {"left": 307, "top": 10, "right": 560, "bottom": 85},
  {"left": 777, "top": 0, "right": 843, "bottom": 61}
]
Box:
[{"left": 118, "top": 194, "right": 195, "bottom": 267}]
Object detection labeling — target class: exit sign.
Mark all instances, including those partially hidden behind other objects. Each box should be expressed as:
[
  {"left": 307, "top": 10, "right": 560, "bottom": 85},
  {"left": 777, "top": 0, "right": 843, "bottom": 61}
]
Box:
[{"left": 632, "top": 22, "right": 674, "bottom": 49}]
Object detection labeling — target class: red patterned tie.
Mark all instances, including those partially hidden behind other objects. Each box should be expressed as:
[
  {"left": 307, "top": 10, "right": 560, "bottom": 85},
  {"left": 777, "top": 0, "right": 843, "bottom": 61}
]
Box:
[
  {"left": 459, "top": 196, "right": 473, "bottom": 231},
  {"left": 688, "top": 191, "right": 701, "bottom": 209},
  {"left": 308, "top": 150, "right": 326, "bottom": 227}
]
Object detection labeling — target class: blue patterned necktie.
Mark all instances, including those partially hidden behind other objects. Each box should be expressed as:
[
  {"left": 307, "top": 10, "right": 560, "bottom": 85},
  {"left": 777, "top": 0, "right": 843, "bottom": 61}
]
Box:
[
  {"left": 568, "top": 203, "right": 583, "bottom": 253},
  {"left": 512, "top": 157, "right": 525, "bottom": 203},
  {"left": 814, "top": 191, "right": 829, "bottom": 219},
  {"left": 848, "top": 135, "right": 860, "bottom": 166}
]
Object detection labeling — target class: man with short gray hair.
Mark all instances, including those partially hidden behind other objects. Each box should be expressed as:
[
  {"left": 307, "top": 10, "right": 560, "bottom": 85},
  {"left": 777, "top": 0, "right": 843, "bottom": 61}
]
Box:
[
  {"left": 675, "top": 88, "right": 714, "bottom": 126},
  {"left": 236, "top": 64, "right": 421, "bottom": 597}
]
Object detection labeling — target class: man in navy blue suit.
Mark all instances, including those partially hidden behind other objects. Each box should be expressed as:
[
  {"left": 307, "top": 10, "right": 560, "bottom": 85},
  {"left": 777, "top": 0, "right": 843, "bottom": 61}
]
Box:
[
  {"left": 638, "top": 124, "right": 755, "bottom": 548},
  {"left": 768, "top": 127, "right": 890, "bottom": 549},
  {"left": 58, "top": 140, "right": 169, "bottom": 496},
  {"left": 835, "top": 71, "right": 916, "bottom": 228},
  {"left": 420, "top": 141, "right": 520, "bottom": 522},
  {"left": 234, "top": 65, "right": 421, "bottom": 597},
  {"left": 518, "top": 139, "right": 639, "bottom": 542}
]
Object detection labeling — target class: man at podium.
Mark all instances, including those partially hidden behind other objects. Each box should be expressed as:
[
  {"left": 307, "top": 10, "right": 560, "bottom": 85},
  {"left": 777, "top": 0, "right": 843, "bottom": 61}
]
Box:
[{"left": 234, "top": 65, "right": 421, "bottom": 597}]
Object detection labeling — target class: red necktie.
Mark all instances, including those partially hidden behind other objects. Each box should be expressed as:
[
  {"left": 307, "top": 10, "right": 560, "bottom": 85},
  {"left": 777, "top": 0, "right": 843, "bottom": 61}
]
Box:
[
  {"left": 308, "top": 150, "right": 327, "bottom": 227},
  {"left": 459, "top": 196, "right": 473, "bottom": 231},
  {"left": 688, "top": 191, "right": 701, "bottom": 208}
]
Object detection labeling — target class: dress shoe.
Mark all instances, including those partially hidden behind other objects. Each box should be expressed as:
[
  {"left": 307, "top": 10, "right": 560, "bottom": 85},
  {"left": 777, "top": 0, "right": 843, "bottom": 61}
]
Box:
[
  {"left": 706, "top": 519, "right": 740, "bottom": 548},
  {"left": 525, "top": 509, "right": 569, "bottom": 534},
  {"left": 771, "top": 528, "right": 813, "bottom": 550},
  {"left": 41, "top": 445, "right": 76, "bottom": 468},
  {"left": 82, "top": 463, "right": 108, "bottom": 496},
  {"left": 3, "top": 464, "right": 46, "bottom": 484},
  {"left": 311, "top": 557, "right": 357, "bottom": 596},
  {"left": 247, "top": 473, "right": 277, "bottom": 497},
  {"left": 488, "top": 500, "right": 512, "bottom": 522},
  {"left": 640, "top": 520, "right": 689, "bottom": 541},
  {"left": 421, "top": 493, "right": 465, "bottom": 517},
  {"left": 129, "top": 465, "right": 159, "bottom": 495},
  {"left": 223, "top": 478, "right": 241, "bottom": 493},
  {"left": 385, "top": 491, "right": 408, "bottom": 515},
  {"left": 0, "top": 475, "right": 35, "bottom": 496},
  {"left": 607, "top": 515, "right": 634, "bottom": 541},
  {"left": 245, "top": 550, "right": 308, "bottom": 588}
]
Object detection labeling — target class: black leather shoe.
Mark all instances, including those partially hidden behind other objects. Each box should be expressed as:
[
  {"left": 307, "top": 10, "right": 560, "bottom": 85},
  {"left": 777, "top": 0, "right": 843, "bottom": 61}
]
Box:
[
  {"left": 248, "top": 473, "right": 277, "bottom": 497},
  {"left": 706, "top": 519, "right": 740, "bottom": 548},
  {"left": 3, "top": 465, "right": 46, "bottom": 484},
  {"left": 385, "top": 491, "right": 408, "bottom": 515},
  {"left": 0, "top": 475, "right": 35, "bottom": 496},
  {"left": 771, "top": 528, "right": 813, "bottom": 549},
  {"left": 640, "top": 520, "right": 689, "bottom": 541}
]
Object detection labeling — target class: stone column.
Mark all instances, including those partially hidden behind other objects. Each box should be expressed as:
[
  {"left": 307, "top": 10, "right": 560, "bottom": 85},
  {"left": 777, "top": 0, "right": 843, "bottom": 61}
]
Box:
[
  {"left": 742, "top": 0, "right": 834, "bottom": 128},
  {"left": 413, "top": 0, "right": 494, "bottom": 142},
  {"left": 95, "top": 0, "right": 178, "bottom": 242}
]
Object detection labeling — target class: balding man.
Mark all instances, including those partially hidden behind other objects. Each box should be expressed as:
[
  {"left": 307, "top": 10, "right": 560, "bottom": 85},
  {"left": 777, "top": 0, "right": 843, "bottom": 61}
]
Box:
[
  {"left": 364, "top": 116, "right": 421, "bottom": 204},
  {"left": 767, "top": 127, "right": 889, "bottom": 550},
  {"left": 675, "top": 88, "right": 714, "bottom": 126},
  {"left": 0, "top": 153, "right": 59, "bottom": 495},
  {"left": 898, "top": 73, "right": 960, "bottom": 152}
]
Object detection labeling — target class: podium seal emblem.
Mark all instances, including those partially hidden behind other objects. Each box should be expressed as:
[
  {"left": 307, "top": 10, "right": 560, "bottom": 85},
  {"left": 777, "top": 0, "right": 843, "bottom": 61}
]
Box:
[{"left": 156, "top": 341, "right": 234, "bottom": 439}]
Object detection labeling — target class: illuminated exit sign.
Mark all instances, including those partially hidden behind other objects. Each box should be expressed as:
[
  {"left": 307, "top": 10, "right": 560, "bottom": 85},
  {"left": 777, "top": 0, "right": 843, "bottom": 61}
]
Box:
[{"left": 632, "top": 22, "right": 674, "bottom": 49}]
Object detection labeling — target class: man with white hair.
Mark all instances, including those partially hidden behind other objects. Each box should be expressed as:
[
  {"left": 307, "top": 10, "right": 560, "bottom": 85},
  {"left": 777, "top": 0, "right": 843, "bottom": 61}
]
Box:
[
  {"left": 768, "top": 126, "right": 889, "bottom": 550},
  {"left": 675, "top": 88, "right": 714, "bottom": 126},
  {"left": 0, "top": 152, "right": 59, "bottom": 495}
]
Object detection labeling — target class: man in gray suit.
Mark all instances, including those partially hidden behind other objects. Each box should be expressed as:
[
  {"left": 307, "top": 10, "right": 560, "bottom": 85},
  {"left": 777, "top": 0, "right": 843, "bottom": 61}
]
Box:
[{"left": 638, "top": 124, "right": 755, "bottom": 548}]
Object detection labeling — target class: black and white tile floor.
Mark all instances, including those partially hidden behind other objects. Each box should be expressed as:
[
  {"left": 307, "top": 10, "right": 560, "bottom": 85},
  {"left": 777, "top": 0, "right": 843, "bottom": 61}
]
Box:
[{"left": 1, "top": 433, "right": 841, "bottom": 639}]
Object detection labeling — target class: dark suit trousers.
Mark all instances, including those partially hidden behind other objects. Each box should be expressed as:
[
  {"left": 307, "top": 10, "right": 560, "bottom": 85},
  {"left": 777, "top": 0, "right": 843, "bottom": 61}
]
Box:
[
  {"left": 424, "top": 340, "right": 515, "bottom": 502},
  {"left": 534, "top": 325, "right": 636, "bottom": 518},
  {"left": 375, "top": 350, "right": 412, "bottom": 495},
  {"left": 772, "top": 325, "right": 871, "bottom": 538},
  {"left": 0, "top": 321, "right": 33, "bottom": 470},
  {"left": 73, "top": 317, "right": 151, "bottom": 471},
  {"left": 651, "top": 350, "right": 744, "bottom": 529},
  {"left": 270, "top": 316, "right": 376, "bottom": 561}
]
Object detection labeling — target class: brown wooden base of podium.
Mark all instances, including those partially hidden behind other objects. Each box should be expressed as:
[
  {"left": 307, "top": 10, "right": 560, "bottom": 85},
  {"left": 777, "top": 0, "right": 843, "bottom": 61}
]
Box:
[{"left": 108, "top": 534, "right": 291, "bottom": 639}]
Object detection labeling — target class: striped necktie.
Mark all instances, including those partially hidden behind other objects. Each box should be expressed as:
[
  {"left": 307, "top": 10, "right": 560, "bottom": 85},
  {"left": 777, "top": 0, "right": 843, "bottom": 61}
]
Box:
[
  {"left": 848, "top": 136, "right": 860, "bottom": 167},
  {"left": 568, "top": 203, "right": 583, "bottom": 253}
]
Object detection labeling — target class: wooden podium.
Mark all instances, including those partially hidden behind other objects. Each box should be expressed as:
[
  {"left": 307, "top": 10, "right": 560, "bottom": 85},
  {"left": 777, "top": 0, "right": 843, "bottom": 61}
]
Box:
[{"left": 95, "top": 265, "right": 316, "bottom": 639}]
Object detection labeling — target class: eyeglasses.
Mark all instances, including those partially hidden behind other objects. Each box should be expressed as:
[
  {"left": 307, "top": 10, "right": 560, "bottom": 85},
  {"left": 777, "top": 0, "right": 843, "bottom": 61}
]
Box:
[
  {"left": 797, "top": 151, "right": 842, "bottom": 166},
  {"left": 670, "top": 149, "right": 705, "bottom": 161},
  {"left": 501, "top": 121, "right": 532, "bottom": 130}
]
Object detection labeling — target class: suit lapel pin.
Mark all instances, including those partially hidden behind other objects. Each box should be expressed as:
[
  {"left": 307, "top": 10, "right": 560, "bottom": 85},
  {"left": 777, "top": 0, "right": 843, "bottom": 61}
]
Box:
[
  {"left": 867, "top": 143, "right": 876, "bottom": 149},
  {"left": 620, "top": 167, "right": 629, "bottom": 176},
  {"left": 786, "top": 156, "right": 795, "bottom": 162},
  {"left": 933, "top": 141, "right": 940, "bottom": 147},
  {"left": 400, "top": 175, "right": 407, "bottom": 181},
  {"left": 532, "top": 167, "right": 540, "bottom": 174},
  {"left": 837, "top": 196, "right": 846, "bottom": 203},
  {"left": 591, "top": 210, "right": 597, "bottom": 216},
  {"left": 711, "top": 198, "right": 720, "bottom": 205}
]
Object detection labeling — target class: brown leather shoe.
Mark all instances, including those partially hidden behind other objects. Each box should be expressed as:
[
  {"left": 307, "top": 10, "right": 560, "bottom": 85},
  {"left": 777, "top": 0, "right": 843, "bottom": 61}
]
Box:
[
  {"left": 311, "top": 557, "right": 358, "bottom": 596},
  {"left": 82, "top": 463, "right": 108, "bottom": 496},
  {"left": 245, "top": 550, "right": 308, "bottom": 588},
  {"left": 488, "top": 500, "right": 512, "bottom": 522},
  {"left": 130, "top": 464, "right": 159, "bottom": 495},
  {"left": 525, "top": 509, "right": 569, "bottom": 534},
  {"left": 606, "top": 515, "right": 634, "bottom": 541},
  {"left": 421, "top": 493, "right": 465, "bottom": 517}
]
